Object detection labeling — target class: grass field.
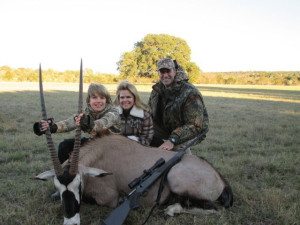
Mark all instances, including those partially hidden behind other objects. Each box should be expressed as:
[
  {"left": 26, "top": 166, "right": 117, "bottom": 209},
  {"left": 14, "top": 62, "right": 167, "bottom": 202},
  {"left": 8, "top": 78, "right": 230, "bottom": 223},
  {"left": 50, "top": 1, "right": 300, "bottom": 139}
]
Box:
[{"left": 0, "top": 82, "right": 299, "bottom": 225}]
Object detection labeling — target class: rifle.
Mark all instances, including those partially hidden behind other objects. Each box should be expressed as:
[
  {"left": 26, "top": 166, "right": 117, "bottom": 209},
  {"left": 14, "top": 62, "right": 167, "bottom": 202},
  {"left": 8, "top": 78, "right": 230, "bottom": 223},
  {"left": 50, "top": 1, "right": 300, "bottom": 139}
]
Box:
[{"left": 101, "top": 129, "right": 208, "bottom": 225}]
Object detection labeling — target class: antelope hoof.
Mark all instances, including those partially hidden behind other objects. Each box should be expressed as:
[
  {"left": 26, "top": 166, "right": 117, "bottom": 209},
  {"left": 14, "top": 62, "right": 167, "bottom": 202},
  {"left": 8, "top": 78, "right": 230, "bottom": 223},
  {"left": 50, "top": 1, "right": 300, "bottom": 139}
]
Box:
[{"left": 164, "top": 203, "right": 183, "bottom": 216}]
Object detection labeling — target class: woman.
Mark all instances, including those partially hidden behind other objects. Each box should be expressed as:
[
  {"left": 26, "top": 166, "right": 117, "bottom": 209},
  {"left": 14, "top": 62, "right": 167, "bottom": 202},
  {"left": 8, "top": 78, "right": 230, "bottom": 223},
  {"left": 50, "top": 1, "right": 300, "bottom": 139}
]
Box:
[
  {"left": 114, "top": 81, "right": 153, "bottom": 146},
  {"left": 33, "top": 83, "right": 121, "bottom": 163}
]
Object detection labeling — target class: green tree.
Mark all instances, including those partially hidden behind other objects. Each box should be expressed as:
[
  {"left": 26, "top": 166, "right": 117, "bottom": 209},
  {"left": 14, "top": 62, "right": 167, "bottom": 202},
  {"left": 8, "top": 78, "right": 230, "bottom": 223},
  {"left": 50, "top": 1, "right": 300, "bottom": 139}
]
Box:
[
  {"left": 118, "top": 34, "right": 201, "bottom": 80},
  {"left": 118, "top": 52, "right": 138, "bottom": 79},
  {"left": 186, "top": 62, "right": 201, "bottom": 83},
  {"left": 0, "top": 66, "right": 13, "bottom": 80}
]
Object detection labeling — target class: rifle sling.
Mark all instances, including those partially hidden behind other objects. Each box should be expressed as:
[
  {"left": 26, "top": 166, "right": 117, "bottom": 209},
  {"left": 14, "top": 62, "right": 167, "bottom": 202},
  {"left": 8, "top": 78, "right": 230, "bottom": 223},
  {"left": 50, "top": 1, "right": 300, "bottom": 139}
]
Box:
[{"left": 141, "top": 168, "right": 169, "bottom": 225}]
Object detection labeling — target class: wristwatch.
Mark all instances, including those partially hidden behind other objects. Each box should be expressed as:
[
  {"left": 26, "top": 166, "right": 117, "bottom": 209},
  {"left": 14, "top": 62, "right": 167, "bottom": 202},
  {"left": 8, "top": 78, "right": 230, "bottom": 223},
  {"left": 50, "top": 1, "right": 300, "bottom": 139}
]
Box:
[{"left": 169, "top": 137, "right": 176, "bottom": 144}]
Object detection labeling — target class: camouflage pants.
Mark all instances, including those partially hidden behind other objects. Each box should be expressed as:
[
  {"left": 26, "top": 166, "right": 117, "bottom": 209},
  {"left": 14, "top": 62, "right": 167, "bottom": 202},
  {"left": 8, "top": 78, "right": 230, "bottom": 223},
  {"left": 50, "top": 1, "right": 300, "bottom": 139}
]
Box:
[{"left": 58, "top": 137, "right": 89, "bottom": 163}]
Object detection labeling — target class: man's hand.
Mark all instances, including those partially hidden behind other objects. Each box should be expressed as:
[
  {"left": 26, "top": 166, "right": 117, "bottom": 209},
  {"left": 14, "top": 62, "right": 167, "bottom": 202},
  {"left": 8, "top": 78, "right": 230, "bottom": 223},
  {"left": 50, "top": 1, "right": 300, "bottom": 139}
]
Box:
[{"left": 159, "top": 140, "right": 174, "bottom": 151}]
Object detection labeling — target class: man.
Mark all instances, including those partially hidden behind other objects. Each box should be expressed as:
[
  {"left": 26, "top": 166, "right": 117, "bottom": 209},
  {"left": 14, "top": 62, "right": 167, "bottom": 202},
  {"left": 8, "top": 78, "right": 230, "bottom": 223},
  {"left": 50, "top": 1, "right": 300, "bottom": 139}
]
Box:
[{"left": 148, "top": 58, "right": 209, "bottom": 151}]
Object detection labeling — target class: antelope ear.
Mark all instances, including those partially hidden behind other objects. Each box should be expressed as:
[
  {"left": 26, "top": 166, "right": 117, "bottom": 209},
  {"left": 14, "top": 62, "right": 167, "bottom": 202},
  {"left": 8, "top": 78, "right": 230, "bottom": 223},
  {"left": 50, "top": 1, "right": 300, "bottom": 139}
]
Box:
[
  {"left": 79, "top": 165, "right": 112, "bottom": 177},
  {"left": 35, "top": 169, "right": 56, "bottom": 180}
]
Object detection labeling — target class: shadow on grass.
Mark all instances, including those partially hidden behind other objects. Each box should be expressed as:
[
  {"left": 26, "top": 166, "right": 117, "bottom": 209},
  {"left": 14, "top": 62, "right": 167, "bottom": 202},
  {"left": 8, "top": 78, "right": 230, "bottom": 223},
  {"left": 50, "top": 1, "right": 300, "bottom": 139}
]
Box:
[
  {"left": 0, "top": 88, "right": 299, "bottom": 225},
  {"left": 194, "top": 85, "right": 300, "bottom": 100},
  {"left": 0, "top": 88, "right": 299, "bottom": 120}
]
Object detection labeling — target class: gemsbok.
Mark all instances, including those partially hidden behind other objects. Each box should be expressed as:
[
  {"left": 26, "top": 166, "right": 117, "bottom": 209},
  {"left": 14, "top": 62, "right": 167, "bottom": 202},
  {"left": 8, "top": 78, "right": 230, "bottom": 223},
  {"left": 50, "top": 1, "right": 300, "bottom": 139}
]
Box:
[{"left": 35, "top": 61, "right": 233, "bottom": 225}]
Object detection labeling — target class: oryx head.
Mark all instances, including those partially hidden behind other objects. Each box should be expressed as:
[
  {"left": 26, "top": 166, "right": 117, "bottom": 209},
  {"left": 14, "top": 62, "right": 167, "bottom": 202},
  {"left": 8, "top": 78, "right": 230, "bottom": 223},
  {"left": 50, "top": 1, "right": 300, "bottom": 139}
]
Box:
[
  {"left": 36, "top": 165, "right": 109, "bottom": 225},
  {"left": 35, "top": 60, "right": 110, "bottom": 225}
]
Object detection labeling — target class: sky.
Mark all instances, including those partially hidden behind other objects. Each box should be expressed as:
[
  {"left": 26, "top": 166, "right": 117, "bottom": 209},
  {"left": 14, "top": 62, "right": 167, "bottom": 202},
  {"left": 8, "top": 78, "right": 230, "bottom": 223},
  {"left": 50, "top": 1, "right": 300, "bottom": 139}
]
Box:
[{"left": 0, "top": 0, "right": 299, "bottom": 73}]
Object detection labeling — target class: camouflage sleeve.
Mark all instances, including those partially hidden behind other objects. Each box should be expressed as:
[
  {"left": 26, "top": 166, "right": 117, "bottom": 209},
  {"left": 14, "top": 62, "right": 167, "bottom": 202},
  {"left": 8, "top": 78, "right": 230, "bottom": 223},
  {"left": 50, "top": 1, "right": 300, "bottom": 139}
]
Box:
[
  {"left": 93, "top": 106, "right": 120, "bottom": 130},
  {"left": 148, "top": 90, "right": 156, "bottom": 116},
  {"left": 171, "top": 92, "right": 205, "bottom": 144},
  {"left": 139, "top": 110, "right": 154, "bottom": 146},
  {"left": 55, "top": 115, "right": 77, "bottom": 133}
]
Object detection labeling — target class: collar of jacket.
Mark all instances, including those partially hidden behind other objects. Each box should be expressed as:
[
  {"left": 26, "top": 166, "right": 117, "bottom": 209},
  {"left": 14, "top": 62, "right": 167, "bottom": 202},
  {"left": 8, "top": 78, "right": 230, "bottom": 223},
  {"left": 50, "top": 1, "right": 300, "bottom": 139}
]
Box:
[
  {"left": 85, "top": 104, "right": 112, "bottom": 119},
  {"left": 117, "top": 105, "right": 144, "bottom": 118},
  {"left": 152, "top": 80, "right": 184, "bottom": 95}
]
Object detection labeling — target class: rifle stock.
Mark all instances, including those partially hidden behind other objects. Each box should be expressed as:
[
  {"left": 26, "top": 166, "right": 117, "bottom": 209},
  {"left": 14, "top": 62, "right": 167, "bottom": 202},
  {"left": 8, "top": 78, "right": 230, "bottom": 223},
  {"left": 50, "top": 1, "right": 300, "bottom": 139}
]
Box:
[{"left": 101, "top": 199, "right": 131, "bottom": 225}]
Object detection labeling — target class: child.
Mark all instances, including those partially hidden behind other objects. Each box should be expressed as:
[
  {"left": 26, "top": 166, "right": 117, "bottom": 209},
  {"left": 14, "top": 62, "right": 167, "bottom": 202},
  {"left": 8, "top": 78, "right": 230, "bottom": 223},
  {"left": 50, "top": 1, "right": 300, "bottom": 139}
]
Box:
[{"left": 34, "top": 83, "right": 121, "bottom": 163}]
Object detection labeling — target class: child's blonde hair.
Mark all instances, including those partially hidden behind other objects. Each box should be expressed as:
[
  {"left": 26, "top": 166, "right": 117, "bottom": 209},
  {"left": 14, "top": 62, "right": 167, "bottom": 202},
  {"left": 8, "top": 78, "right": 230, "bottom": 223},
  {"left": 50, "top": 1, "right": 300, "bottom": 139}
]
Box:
[{"left": 86, "top": 83, "right": 112, "bottom": 104}]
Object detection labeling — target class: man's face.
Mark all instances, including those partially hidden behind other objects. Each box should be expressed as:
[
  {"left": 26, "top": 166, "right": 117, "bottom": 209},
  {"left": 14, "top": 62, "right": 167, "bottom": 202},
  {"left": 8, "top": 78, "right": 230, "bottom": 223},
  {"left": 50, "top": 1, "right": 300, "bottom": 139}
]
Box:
[{"left": 159, "top": 68, "right": 176, "bottom": 87}]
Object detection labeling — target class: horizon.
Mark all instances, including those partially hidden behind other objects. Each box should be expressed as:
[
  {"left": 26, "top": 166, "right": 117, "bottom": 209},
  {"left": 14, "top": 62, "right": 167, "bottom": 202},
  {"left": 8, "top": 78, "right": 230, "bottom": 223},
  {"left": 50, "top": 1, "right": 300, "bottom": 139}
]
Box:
[{"left": 1, "top": 64, "right": 299, "bottom": 74}]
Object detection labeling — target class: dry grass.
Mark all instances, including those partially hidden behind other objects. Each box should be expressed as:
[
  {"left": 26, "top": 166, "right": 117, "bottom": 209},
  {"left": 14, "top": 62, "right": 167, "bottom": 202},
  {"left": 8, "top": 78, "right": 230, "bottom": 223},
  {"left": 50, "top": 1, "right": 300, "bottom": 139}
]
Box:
[{"left": 0, "top": 82, "right": 299, "bottom": 225}]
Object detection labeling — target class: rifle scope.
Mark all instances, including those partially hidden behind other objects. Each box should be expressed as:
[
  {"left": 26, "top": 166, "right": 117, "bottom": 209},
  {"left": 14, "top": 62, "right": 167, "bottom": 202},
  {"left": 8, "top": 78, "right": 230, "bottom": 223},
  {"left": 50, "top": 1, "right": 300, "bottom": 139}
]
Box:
[{"left": 128, "top": 158, "right": 165, "bottom": 189}]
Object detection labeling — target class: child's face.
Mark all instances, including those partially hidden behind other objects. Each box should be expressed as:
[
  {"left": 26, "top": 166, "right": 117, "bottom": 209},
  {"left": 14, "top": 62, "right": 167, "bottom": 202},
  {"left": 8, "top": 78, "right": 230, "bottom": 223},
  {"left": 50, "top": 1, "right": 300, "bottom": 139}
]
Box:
[{"left": 89, "top": 93, "right": 107, "bottom": 112}]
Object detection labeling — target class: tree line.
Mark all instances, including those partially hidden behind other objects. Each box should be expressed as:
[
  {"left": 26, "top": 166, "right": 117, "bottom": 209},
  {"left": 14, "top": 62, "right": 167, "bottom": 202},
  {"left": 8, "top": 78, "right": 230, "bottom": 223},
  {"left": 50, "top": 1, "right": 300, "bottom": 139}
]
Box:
[
  {"left": 1, "top": 34, "right": 299, "bottom": 85},
  {"left": 198, "top": 71, "right": 299, "bottom": 85},
  {"left": 0, "top": 65, "right": 299, "bottom": 85}
]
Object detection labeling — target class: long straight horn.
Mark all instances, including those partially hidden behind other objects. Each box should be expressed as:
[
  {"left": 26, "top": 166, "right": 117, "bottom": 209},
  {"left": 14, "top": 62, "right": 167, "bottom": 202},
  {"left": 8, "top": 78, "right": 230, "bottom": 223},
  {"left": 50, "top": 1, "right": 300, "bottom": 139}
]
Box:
[
  {"left": 39, "top": 64, "right": 63, "bottom": 176},
  {"left": 69, "top": 59, "right": 83, "bottom": 175}
]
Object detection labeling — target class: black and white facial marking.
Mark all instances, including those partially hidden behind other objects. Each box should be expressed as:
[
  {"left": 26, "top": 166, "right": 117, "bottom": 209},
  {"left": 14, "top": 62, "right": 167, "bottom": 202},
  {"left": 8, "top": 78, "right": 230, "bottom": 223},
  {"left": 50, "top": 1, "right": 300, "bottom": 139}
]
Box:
[
  {"left": 35, "top": 166, "right": 111, "bottom": 225},
  {"left": 54, "top": 172, "right": 82, "bottom": 225}
]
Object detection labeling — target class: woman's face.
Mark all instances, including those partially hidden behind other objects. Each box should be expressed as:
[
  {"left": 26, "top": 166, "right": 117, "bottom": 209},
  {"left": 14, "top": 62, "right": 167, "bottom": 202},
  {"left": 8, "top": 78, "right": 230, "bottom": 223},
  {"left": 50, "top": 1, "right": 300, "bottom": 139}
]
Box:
[
  {"left": 119, "top": 89, "right": 135, "bottom": 110},
  {"left": 89, "top": 93, "right": 107, "bottom": 112}
]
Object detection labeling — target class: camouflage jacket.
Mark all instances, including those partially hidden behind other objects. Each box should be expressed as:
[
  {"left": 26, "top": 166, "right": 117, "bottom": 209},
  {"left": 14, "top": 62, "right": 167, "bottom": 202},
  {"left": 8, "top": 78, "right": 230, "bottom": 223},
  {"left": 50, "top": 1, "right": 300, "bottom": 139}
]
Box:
[
  {"left": 148, "top": 77, "right": 209, "bottom": 145},
  {"left": 55, "top": 104, "right": 121, "bottom": 134},
  {"left": 117, "top": 105, "right": 154, "bottom": 146}
]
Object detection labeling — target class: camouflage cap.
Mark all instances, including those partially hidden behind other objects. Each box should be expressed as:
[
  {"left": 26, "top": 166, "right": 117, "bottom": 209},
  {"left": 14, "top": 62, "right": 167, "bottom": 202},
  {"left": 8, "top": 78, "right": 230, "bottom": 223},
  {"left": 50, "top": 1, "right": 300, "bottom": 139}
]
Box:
[{"left": 157, "top": 58, "right": 175, "bottom": 70}]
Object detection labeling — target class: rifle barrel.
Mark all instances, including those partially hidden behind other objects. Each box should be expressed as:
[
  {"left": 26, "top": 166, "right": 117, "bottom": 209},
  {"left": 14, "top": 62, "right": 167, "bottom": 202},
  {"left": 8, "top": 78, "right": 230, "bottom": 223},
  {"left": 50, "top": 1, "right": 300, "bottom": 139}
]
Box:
[{"left": 128, "top": 158, "right": 165, "bottom": 189}]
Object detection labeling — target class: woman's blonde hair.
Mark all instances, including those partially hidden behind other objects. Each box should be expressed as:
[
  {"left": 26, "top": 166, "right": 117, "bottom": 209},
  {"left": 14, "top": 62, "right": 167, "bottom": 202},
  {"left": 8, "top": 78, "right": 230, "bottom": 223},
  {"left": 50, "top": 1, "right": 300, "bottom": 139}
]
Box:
[
  {"left": 114, "top": 81, "right": 149, "bottom": 111},
  {"left": 86, "top": 83, "right": 112, "bottom": 104}
]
